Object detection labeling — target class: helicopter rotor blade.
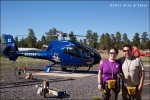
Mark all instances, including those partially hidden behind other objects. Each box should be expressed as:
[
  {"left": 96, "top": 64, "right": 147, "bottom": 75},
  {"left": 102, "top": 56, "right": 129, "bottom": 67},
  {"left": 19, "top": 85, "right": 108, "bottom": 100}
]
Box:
[
  {"left": 13, "top": 30, "right": 101, "bottom": 38},
  {"left": 14, "top": 35, "right": 44, "bottom": 37}
]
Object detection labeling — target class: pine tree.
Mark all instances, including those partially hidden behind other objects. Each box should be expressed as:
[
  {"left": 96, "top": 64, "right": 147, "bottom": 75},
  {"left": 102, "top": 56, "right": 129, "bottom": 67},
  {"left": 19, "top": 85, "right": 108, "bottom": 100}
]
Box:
[
  {"left": 104, "top": 33, "right": 111, "bottom": 50},
  {"left": 132, "top": 33, "right": 140, "bottom": 48},
  {"left": 110, "top": 34, "right": 116, "bottom": 47},
  {"left": 141, "top": 32, "right": 149, "bottom": 49},
  {"left": 91, "top": 32, "right": 98, "bottom": 49},
  {"left": 15, "top": 36, "right": 19, "bottom": 46},
  {"left": 122, "top": 33, "right": 130, "bottom": 46},
  {"left": 86, "top": 30, "right": 92, "bottom": 46},
  {"left": 27, "top": 29, "right": 37, "bottom": 48},
  {"left": 99, "top": 33, "right": 105, "bottom": 50},
  {"left": 69, "top": 31, "right": 77, "bottom": 42},
  {"left": 115, "top": 32, "right": 121, "bottom": 49}
]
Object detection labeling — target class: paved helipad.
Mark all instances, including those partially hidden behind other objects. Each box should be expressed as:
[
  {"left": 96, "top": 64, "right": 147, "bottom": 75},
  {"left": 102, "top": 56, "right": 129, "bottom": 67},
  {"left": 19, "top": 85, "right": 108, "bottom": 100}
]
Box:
[{"left": 32, "top": 71, "right": 96, "bottom": 77}]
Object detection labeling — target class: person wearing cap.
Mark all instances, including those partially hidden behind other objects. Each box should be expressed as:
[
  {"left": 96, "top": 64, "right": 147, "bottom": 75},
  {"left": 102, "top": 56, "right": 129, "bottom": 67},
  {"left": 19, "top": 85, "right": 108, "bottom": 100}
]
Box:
[{"left": 98, "top": 47, "right": 122, "bottom": 100}]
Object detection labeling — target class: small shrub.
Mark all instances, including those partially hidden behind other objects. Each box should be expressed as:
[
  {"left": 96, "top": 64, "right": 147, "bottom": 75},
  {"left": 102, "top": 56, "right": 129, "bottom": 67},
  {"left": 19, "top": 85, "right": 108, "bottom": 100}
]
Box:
[
  {"left": 0, "top": 73, "right": 6, "bottom": 80},
  {"left": 93, "top": 96, "right": 101, "bottom": 100}
]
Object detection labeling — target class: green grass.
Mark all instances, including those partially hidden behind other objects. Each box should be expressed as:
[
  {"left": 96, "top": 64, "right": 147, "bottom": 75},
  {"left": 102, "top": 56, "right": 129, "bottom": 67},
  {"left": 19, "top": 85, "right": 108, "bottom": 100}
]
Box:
[
  {"left": 0, "top": 52, "right": 149, "bottom": 81},
  {"left": 99, "top": 50, "right": 123, "bottom": 60},
  {"left": 99, "top": 50, "right": 149, "bottom": 62},
  {"left": 1, "top": 56, "right": 50, "bottom": 69},
  {"left": 0, "top": 57, "right": 50, "bottom": 80},
  {"left": 0, "top": 73, "right": 6, "bottom": 81},
  {"left": 93, "top": 96, "right": 101, "bottom": 100},
  {"left": 1, "top": 51, "right": 149, "bottom": 70}
]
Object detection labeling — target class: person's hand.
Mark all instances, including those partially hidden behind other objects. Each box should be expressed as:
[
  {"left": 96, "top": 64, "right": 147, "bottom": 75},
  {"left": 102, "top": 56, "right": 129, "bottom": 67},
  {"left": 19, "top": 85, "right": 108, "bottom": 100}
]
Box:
[
  {"left": 117, "top": 73, "right": 122, "bottom": 79},
  {"left": 98, "top": 84, "right": 103, "bottom": 91},
  {"left": 138, "top": 85, "right": 143, "bottom": 94},
  {"left": 100, "top": 60, "right": 103, "bottom": 65}
]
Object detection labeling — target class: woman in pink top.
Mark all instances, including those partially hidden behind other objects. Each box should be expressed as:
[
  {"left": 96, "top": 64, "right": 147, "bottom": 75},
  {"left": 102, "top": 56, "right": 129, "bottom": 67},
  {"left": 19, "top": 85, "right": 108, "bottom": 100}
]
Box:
[{"left": 98, "top": 47, "right": 122, "bottom": 100}]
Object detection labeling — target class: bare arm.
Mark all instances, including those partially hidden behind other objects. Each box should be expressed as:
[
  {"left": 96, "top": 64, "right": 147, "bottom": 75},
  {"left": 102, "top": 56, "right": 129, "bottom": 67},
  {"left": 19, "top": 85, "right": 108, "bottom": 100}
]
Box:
[
  {"left": 98, "top": 70, "right": 103, "bottom": 91},
  {"left": 98, "top": 70, "right": 102, "bottom": 83},
  {"left": 137, "top": 58, "right": 145, "bottom": 93},
  {"left": 138, "top": 70, "right": 145, "bottom": 93},
  {"left": 99, "top": 60, "right": 103, "bottom": 65}
]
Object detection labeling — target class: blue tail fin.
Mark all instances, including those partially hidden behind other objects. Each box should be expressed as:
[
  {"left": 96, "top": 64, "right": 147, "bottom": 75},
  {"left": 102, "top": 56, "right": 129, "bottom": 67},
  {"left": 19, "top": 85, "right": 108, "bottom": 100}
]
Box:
[
  {"left": 5, "top": 34, "right": 16, "bottom": 44},
  {"left": 3, "top": 35, "right": 18, "bottom": 61}
]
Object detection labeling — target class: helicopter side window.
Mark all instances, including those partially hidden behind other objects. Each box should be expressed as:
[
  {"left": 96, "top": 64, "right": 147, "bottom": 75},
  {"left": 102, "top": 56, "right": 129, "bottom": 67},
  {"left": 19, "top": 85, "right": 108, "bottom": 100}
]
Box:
[
  {"left": 77, "top": 45, "right": 94, "bottom": 58},
  {"left": 73, "top": 48, "right": 81, "bottom": 58},
  {"left": 83, "top": 50, "right": 88, "bottom": 57},
  {"left": 63, "top": 47, "right": 81, "bottom": 58},
  {"left": 80, "top": 48, "right": 90, "bottom": 58},
  {"left": 68, "top": 48, "right": 75, "bottom": 57}
]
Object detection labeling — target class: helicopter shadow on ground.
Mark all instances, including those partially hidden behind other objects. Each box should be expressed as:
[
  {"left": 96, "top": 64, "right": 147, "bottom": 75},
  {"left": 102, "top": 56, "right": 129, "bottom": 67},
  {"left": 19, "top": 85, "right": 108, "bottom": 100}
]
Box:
[
  {"left": 26, "top": 67, "right": 98, "bottom": 74},
  {"left": 26, "top": 68, "right": 45, "bottom": 71},
  {"left": 64, "top": 69, "right": 98, "bottom": 74}
]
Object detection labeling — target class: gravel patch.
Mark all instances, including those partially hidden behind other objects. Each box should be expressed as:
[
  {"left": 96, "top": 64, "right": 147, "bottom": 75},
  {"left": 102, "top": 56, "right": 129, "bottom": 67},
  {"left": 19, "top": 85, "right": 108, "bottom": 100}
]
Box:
[
  {"left": 1, "top": 63, "right": 149, "bottom": 100},
  {"left": 0, "top": 65, "right": 102, "bottom": 100}
]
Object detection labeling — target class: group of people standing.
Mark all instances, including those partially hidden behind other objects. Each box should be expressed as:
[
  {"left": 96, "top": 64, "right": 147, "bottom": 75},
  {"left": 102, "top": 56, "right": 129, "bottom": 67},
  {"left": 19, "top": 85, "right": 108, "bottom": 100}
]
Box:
[{"left": 98, "top": 44, "right": 145, "bottom": 100}]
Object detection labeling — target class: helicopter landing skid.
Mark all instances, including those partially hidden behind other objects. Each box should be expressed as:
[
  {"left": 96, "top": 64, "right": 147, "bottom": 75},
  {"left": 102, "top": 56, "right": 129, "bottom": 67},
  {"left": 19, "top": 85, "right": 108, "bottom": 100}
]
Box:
[
  {"left": 61, "top": 67, "right": 78, "bottom": 73},
  {"left": 45, "top": 64, "right": 55, "bottom": 72},
  {"left": 44, "top": 64, "right": 92, "bottom": 73},
  {"left": 69, "top": 67, "right": 77, "bottom": 74},
  {"left": 69, "top": 65, "right": 93, "bottom": 73},
  {"left": 86, "top": 65, "right": 93, "bottom": 72}
]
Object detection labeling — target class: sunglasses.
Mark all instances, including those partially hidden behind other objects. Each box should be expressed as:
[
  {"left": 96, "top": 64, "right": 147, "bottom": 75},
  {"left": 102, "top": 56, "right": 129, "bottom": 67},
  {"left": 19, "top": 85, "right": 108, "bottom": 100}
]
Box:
[
  {"left": 123, "top": 50, "right": 130, "bottom": 52},
  {"left": 109, "top": 52, "right": 116, "bottom": 55}
]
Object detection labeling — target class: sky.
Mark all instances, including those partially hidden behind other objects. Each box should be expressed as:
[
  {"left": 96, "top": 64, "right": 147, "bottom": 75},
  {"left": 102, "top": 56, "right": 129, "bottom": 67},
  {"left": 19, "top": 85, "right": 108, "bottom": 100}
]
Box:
[{"left": 1, "top": 0, "right": 149, "bottom": 41}]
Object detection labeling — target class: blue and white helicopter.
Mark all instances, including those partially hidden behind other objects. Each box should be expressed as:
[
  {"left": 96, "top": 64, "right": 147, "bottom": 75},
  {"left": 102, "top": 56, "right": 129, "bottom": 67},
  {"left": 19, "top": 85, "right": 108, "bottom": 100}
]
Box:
[{"left": 3, "top": 32, "right": 101, "bottom": 73}]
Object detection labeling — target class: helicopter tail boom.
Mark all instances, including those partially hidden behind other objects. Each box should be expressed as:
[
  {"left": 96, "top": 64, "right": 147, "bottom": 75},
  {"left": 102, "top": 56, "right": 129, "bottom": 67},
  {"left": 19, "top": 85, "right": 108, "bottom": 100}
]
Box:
[{"left": 3, "top": 35, "right": 19, "bottom": 61}]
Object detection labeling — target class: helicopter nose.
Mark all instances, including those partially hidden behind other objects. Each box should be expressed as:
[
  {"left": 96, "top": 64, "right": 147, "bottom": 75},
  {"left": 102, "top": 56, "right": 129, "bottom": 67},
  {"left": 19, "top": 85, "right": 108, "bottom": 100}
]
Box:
[
  {"left": 83, "top": 52, "right": 101, "bottom": 65},
  {"left": 94, "top": 57, "right": 101, "bottom": 64},
  {"left": 91, "top": 52, "right": 101, "bottom": 64}
]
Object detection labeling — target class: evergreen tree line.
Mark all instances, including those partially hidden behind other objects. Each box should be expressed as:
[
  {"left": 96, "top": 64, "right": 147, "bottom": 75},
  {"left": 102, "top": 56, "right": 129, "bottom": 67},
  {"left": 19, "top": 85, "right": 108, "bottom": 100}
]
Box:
[{"left": 1, "top": 28, "right": 150, "bottom": 50}]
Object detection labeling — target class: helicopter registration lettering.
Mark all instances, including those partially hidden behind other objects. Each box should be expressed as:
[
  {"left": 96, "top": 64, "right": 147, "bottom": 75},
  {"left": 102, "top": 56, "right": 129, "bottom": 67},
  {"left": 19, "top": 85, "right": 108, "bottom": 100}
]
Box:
[{"left": 24, "top": 53, "right": 36, "bottom": 57}]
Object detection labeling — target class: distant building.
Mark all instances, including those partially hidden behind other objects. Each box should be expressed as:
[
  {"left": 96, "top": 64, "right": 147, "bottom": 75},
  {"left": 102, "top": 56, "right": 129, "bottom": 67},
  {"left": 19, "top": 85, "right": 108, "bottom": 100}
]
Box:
[
  {"left": 43, "top": 45, "right": 48, "bottom": 48},
  {"left": 18, "top": 48, "right": 40, "bottom": 51}
]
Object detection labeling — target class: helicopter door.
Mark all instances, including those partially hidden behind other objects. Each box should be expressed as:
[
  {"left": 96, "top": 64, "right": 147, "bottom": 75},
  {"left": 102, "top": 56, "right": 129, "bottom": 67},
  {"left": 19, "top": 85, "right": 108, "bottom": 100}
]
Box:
[
  {"left": 78, "top": 47, "right": 95, "bottom": 65},
  {"left": 62, "top": 47, "right": 83, "bottom": 66}
]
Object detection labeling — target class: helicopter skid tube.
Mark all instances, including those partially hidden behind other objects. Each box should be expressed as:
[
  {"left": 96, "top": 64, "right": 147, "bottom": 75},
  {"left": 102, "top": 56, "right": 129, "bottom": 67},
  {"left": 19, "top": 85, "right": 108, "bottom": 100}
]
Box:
[
  {"left": 86, "top": 65, "right": 93, "bottom": 72},
  {"left": 69, "top": 68, "right": 77, "bottom": 74},
  {"left": 44, "top": 63, "right": 93, "bottom": 73},
  {"left": 61, "top": 66, "right": 78, "bottom": 73}
]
